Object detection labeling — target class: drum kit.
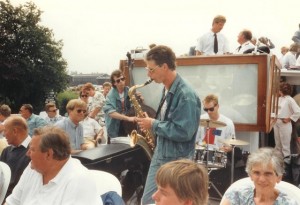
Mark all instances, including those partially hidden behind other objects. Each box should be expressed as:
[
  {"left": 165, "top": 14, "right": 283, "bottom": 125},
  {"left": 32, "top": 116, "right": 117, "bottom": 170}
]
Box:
[{"left": 195, "top": 119, "right": 249, "bottom": 199}]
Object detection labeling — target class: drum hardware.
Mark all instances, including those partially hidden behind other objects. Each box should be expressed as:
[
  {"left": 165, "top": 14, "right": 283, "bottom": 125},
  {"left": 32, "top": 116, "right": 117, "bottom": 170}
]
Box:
[
  {"left": 197, "top": 119, "right": 227, "bottom": 200},
  {"left": 207, "top": 167, "right": 223, "bottom": 200},
  {"left": 218, "top": 137, "right": 249, "bottom": 184}
]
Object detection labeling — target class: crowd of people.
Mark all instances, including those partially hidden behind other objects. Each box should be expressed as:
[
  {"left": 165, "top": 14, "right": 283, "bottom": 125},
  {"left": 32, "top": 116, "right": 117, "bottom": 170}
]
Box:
[
  {"left": 193, "top": 15, "right": 300, "bottom": 69},
  {"left": 0, "top": 15, "right": 300, "bottom": 205}
]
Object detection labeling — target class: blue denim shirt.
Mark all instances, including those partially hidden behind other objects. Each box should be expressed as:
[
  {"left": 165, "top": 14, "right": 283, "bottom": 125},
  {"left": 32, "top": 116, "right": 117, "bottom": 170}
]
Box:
[
  {"left": 152, "top": 74, "right": 201, "bottom": 160},
  {"left": 103, "top": 86, "right": 131, "bottom": 138},
  {"left": 27, "top": 114, "right": 47, "bottom": 136}
]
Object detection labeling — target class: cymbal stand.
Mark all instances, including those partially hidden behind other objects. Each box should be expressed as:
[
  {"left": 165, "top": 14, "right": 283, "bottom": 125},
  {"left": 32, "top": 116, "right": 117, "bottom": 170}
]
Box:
[
  {"left": 207, "top": 168, "right": 223, "bottom": 200},
  {"left": 203, "top": 120, "right": 223, "bottom": 200},
  {"left": 230, "top": 143, "right": 236, "bottom": 184},
  {"left": 203, "top": 119, "right": 210, "bottom": 168}
]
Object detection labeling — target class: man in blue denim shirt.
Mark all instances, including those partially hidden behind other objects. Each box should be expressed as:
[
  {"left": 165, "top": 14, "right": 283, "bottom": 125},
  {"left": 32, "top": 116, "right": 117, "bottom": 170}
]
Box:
[
  {"left": 136, "top": 45, "right": 201, "bottom": 204},
  {"left": 103, "top": 70, "right": 136, "bottom": 140}
]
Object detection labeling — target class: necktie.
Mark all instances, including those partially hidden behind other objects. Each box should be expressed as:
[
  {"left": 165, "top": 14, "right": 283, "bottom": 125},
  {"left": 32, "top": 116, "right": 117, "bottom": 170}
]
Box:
[
  {"left": 214, "top": 33, "right": 218, "bottom": 54},
  {"left": 237, "top": 45, "right": 242, "bottom": 52}
]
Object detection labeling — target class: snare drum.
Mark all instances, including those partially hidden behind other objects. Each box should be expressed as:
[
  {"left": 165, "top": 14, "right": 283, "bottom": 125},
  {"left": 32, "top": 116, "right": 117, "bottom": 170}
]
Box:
[{"left": 194, "top": 146, "right": 227, "bottom": 168}]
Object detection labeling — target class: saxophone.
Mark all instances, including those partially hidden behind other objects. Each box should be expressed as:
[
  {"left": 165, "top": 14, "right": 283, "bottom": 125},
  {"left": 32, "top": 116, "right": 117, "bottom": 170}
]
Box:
[{"left": 128, "top": 79, "right": 155, "bottom": 159}]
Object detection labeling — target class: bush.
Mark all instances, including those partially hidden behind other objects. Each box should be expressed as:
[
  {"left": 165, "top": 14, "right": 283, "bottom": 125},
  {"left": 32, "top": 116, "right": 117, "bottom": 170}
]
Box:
[{"left": 56, "top": 90, "right": 78, "bottom": 116}]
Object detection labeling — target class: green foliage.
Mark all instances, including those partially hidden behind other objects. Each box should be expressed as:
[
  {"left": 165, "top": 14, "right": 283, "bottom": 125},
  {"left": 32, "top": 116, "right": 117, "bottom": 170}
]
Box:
[
  {"left": 56, "top": 90, "right": 78, "bottom": 116},
  {"left": 0, "top": 0, "right": 69, "bottom": 113}
]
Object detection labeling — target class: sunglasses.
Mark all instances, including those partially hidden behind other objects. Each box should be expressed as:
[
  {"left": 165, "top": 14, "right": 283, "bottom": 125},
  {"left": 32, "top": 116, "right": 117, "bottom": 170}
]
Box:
[
  {"left": 203, "top": 105, "right": 217, "bottom": 112},
  {"left": 48, "top": 109, "right": 57, "bottom": 113},
  {"left": 76, "top": 109, "right": 87, "bottom": 114},
  {"left": 115, "top": 77, "right": 125, "bottom": 84},
  {"left": 81, "top": 95, "right": 88, "bottom": 98}
]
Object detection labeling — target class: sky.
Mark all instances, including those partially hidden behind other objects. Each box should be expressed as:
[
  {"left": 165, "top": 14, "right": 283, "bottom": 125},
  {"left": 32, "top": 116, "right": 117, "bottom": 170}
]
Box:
[{"left": 10, "top": 0, "right": 299, "bottom": 75}]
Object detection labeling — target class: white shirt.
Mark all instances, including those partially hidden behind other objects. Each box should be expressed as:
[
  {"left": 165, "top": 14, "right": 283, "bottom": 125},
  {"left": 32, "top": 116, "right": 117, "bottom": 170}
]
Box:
[
  {"left": 196, "top": 114, "right": 235, "bottom": 149},
  {"left": 280, "top": 51, "right": 296, "bottom": 69},
  {"left": 277, "top": 95, "right": 300, "bottom": 122},
  {"left": 6, "top": 158, "right": 102, "bottom": 205},
  {"left": 235, "top": 41, "right": 255, "bottom": 54},
  {"left": 296, "top": 55, "right": 300, "bottom": 66},
  {"left": 196, "top": 30, "right": 229, "bottom": 55},
  {"left": 82, "top": 116, "right": 102, "bottom": 139}
]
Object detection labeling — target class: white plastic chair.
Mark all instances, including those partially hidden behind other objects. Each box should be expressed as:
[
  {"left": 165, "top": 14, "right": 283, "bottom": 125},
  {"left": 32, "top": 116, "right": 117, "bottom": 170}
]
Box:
[
  {"left": 220, "top": 177, "right": 300, "bottom": 204},
  {"left": 89, "top": 169, "right": 122, "bottom": 197},
  {"left": 0, "top": 161, "right": 11, "bottom": 205}
]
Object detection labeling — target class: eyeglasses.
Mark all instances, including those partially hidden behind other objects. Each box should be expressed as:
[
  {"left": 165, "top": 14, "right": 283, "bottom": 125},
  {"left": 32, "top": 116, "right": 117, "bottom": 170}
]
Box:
[
  {"left": 80, "top": 95, "right": 88, "bottom": 98},
  {"left": 48, "top": 109, "right": 57, "bottom": 113},
  {"left": 145, "top": 65, "right": 159, "bottom": 73},
  {"left": 203, "top": 104, "right": 217, "bottom": 112},
  {"left": 76, "top": 109, "right": 87, "bottom": 114},
  {"left": 115, "top": 77, "right": 125, "bottom": 84}
]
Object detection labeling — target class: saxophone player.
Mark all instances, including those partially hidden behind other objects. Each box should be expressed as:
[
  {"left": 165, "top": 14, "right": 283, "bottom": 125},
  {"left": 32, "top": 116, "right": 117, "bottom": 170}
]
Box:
[
  {"left": 103, "top": 69, "right": 136, "bottom": 142},
  {"left": 136, "top": 45, "right": 201, "bottom": 205}
]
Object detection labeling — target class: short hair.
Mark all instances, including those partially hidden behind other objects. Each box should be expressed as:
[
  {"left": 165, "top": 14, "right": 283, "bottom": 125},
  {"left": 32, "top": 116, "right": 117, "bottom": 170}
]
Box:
[
  {"left": 203, "top": 94, "right": 219, "bottom": 105},
  {"left": 33, "top": 126, "right": 71, "bottom": 160},
  {"left": 0, "top": 104, "right": 11, "bottom": 117},
  {"left": 280, "top": 82, "right": 292, "bottom": 96},
  {"left": 82, "top": 82, "right": 95, "bottom": 91},
  {"left": 5, "top": 115, "right": 28, "bottom": 133},
  {"left": 146, "top": 45, "right": 176, "bottom": 70},
  {"left": 110, "top": 70, "right": 123, "bottom": 88},
  {"left": 102, "top": 82, "right": 112, "bottom": 88},
  {"left": 212, "top": 15, "right": 226, "bottom": 25},
  {"left": 22, "top": 104, "right": 33, "bottom": 114},
  {"left": 45, "top": 102, "right": 56, "bottom": 112},
  {"left": 66, "top": 99, "right": 86, "bottom": 112},
  {"left": 241, "top": 29, "right": 252, "bottom": 41},
  {"left": 245, "top": 147, "right": 284, "bottom": 177},
  {"left": 149, "top": 43, "right": 157, "bottom": 49},
  {"left": 289, "top": 43, "right": 299, "bottom": 52},
  {"left": 156, "top": 159, "right": 208, "bottom": 205}
]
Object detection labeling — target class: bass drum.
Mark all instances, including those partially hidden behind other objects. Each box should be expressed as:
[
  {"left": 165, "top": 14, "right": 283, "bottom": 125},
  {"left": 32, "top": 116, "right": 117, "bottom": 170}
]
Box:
[{"left": 194, "top": 145, "right": 227, "bottom": 168}]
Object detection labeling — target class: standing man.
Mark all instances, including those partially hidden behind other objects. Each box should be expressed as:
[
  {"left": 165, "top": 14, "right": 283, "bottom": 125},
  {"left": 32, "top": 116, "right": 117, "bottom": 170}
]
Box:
[
  {"left": 235, "top": 29, "right": 255, "bottom": 54},
  {"left": 5, "top": 126, "right": 102, "bottom": 205},
  {"left": 103, "top": 70, "right": 135, "bottom": 140},
  {"left": 136, "top": 45, "right": 201, "bottom": 204},
  {"left": 196, "top": 15, "right": 229, "bottom": 55},
  {"left": 82, "top": 83, "right": 105, "bottom": 124},
  {"left": 102, "top": 82, "right": 112, "bottom": 99},
  {"left": 55, "top": 99, "right": 87, "bottom": 153},
  {"left": 1, "top": 116, "right": 31, "bottom": 199},
  {"left": 19, "top": 104, "right": 47, "bottom": 136}
]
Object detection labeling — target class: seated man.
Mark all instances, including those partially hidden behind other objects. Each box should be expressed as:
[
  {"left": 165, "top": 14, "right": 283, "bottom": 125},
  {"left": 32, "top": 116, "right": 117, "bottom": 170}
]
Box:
[
  {"left": 1, "top": 116, "right": 31, "bottom": 200},
  {"left": 81, "top": 111, "right": 104, "bottom": 148},
  {"left": 55, "top": 99, "right": 87, "bottom": 153},
  {"left": 196, "top": 94, "right": 235, "bottom": 152},
  {"left": 152, "top": 159, "right": 208, "bottom": 205},
  {"left": 5, "top": 126, "right": 102, "bottom": 205},
  {"left": 44, "top": 102, "right": 64, "bottom": 125},
  {"left": 19, "top": 104, "right": 47, "bottom": 136}
]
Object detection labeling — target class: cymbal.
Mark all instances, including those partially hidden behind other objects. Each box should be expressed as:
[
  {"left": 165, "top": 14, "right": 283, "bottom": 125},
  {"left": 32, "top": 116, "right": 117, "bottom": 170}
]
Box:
[
  {"left": 218, "top": 138, "right": 249, "bottom": 146},
  {"left": 199, "top": 119, "right": 226, "bottom": 128}
]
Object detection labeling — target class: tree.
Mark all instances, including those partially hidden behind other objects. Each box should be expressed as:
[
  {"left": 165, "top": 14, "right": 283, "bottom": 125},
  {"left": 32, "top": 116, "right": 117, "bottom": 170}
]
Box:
[{"left": 0, "top": 0, "right": 69, "bottom": 113}]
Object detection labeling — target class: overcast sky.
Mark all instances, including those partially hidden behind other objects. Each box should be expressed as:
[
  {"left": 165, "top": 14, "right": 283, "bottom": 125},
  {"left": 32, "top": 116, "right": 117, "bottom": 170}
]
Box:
[{"left": 11, "top": 0, "right": 299, "bottom": 74}]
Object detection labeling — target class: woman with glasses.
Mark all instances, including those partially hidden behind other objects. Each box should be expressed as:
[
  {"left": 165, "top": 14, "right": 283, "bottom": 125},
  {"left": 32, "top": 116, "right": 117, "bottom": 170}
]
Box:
[{"left": 221, "top": 147, "right": 297, "bottom": 205}]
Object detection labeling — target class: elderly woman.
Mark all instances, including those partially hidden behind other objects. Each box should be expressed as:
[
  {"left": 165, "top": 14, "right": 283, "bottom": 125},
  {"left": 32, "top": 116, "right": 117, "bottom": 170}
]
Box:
[
  {"left": 152, "top": 159, "right": 208, "bottom": 205},
  {"left": 221, "top": 147, "right": 297, "bottom": 205}
]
